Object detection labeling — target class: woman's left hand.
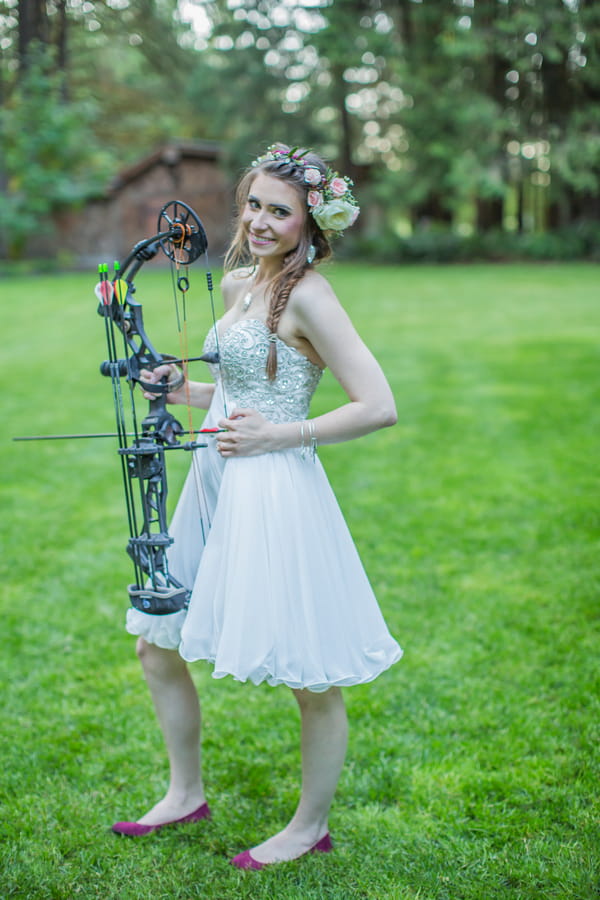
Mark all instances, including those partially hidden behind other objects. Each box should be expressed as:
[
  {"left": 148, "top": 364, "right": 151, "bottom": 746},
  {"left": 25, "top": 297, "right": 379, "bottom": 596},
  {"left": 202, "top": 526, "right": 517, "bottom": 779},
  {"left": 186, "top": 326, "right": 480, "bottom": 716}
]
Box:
[{"left": 216, "top": 408, "right": 274, "bottom": 457}]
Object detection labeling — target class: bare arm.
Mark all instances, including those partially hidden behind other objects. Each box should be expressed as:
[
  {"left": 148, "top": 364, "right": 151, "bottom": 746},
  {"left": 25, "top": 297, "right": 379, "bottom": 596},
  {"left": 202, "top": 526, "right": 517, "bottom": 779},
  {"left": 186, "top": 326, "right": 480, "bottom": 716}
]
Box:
[
  {"left": 218, "top": 273, "right": 397, "bottom": 455},
  {"left": 165, "top": 379, "right": 215, "bottom": 409},
  {"left": 288, "top": 275, "right": 397, "bottom": 444}
]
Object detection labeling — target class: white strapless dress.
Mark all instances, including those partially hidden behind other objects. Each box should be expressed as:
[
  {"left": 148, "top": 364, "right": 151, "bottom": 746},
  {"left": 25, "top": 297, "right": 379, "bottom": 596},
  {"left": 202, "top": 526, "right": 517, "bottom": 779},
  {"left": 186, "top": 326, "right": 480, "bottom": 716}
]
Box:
[{"left": 126, "top": 319, "right": 402, "bottom": 691}]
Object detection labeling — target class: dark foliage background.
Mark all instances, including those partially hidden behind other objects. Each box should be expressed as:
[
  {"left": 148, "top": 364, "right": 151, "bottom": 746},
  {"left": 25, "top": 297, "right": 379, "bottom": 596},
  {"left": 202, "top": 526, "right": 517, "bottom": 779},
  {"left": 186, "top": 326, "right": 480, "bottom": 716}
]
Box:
[{"left": 1, "top": 0, "right": 598, "bottom": 259}]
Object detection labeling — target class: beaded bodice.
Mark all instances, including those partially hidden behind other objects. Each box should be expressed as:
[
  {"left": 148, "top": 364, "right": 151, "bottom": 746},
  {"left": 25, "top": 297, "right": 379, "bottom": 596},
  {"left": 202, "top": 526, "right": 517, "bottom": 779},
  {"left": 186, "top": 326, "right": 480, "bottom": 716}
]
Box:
[{"left": 203, "top": 319, "right": 323, "bottom": 424}]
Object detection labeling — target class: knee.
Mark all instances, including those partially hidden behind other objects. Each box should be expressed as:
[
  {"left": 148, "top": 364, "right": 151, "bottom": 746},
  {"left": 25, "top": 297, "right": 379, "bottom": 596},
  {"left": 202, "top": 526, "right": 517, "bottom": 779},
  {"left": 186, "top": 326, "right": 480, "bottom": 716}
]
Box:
[
  {"left": 136, "top": 637, "right": 184, "bottom": 679},
  {"left": 293, "top": 686, "right": 344, "bottom": 713},
  {"left": 135, "top": 636, "right": 153, "bottom": 664},
  {"left": 293, "top": 687, "right": 315, "bottom": 712}
]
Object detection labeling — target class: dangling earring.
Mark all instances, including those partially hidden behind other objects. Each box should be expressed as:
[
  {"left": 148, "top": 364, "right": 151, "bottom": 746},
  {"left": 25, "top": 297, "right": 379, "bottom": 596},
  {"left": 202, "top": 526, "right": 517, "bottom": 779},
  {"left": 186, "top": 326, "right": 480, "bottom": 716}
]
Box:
[{"left": 306, "top": 244, "right": 316, "bottom": 265}]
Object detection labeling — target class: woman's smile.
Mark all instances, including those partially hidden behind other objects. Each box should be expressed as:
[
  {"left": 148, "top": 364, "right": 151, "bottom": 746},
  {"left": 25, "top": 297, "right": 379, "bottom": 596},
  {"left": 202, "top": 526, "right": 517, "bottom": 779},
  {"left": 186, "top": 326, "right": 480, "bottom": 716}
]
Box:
[{"left": 249, "top": 232, "right": 275, "bottom": 247}]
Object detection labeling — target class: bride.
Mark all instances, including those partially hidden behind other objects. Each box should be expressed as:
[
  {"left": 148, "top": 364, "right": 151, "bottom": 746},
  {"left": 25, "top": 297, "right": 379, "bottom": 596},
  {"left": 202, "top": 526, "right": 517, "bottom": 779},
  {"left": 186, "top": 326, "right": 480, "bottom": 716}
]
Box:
[{"left": 112, "top": 142, "right": 402, "bottom": 869}]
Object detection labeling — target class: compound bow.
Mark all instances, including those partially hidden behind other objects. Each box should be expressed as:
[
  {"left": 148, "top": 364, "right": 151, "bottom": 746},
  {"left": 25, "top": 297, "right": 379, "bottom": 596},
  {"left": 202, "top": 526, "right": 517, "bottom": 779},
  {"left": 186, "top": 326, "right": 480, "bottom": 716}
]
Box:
[{"left": 96, "top": 199, "right": 219, "bottom": 616}]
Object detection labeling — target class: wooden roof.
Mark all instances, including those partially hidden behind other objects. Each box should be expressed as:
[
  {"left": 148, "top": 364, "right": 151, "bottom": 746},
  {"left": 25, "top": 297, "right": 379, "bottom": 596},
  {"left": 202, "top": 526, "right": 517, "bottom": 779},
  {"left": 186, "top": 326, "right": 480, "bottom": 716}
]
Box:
[{"left": 109, "top": 140, "right": 223, "bottom": 192}]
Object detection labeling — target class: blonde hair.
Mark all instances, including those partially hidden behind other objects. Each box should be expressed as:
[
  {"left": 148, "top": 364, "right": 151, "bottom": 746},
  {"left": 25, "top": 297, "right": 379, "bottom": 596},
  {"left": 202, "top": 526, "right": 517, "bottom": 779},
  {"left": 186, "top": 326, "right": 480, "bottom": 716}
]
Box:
[{"left": 224, "top": 144, "right": 333, "bottom": 379}]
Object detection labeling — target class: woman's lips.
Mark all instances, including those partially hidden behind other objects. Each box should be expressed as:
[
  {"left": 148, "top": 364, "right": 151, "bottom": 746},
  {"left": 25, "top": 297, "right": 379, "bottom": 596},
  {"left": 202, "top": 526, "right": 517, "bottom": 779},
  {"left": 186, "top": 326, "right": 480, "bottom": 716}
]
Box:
[{"left": 249, "top": 233, "right": 274, "bottom": 246}]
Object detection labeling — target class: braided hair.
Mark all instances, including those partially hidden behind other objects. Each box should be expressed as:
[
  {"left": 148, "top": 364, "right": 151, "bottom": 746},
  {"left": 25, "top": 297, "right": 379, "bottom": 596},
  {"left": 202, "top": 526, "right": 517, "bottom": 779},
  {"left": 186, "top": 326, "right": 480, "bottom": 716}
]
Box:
[{"left": 224, "top": 144, "right": 333, "bottom": 379}]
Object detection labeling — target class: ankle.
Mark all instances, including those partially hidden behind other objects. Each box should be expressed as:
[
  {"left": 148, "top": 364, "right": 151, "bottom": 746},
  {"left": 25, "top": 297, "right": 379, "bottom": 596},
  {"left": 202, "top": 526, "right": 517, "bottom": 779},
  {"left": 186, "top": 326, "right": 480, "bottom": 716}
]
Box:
[
  {"left": 165, "top": 786, "right": 206, "bottom": 807},
  {"left": 284, "top": 817, "right": 329, "bottom": 844}
]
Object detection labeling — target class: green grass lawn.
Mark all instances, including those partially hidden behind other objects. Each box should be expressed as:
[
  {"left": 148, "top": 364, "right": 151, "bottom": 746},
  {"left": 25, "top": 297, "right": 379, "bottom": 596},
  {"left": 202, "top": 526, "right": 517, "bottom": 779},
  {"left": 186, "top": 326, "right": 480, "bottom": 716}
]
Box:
[{"left": 1, "top": 262, "right": 598, "bottom": 899}]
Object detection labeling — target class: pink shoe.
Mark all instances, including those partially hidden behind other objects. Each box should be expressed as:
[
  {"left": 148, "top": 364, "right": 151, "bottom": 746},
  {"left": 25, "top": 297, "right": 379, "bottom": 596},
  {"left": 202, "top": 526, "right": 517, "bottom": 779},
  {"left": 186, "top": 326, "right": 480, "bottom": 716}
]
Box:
[
  {"left": 112, "top": 801, "right": 211, "bottom": 836},
  {"left": 231, "top": 833, "right": 333, "bottom": 870}
]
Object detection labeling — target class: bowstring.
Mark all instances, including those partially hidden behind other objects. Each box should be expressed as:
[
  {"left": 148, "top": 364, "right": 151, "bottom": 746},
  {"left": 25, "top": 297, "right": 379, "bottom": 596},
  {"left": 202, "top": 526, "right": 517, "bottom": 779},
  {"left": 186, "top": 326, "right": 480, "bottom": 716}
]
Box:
[
  {"left": 169, "top": 241, "right": 195, "bottom": 439},
  {"left": 168, "top": 235, "right": 212, "bottom": 546},
  {"left": 205, "top": 266, "right": 228, "bottom": 419}
]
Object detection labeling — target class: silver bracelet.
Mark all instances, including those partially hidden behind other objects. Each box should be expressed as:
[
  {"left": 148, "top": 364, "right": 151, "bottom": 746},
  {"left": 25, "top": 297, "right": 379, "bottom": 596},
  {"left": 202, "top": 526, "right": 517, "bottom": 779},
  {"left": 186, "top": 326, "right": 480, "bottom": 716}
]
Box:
[
  {"left": 308, "top": 419, "right": 318, "bottom": 461},
  {"left": 300, "top": 419, "right": 317, "bottom": 461}
]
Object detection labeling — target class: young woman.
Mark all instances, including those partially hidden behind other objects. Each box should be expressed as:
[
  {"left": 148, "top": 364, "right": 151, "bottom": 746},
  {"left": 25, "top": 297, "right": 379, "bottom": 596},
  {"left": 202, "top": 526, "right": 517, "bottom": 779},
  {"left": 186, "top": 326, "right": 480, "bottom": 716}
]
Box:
[{"left": 112, "top": 143, "right": 402, "bottom": 868}]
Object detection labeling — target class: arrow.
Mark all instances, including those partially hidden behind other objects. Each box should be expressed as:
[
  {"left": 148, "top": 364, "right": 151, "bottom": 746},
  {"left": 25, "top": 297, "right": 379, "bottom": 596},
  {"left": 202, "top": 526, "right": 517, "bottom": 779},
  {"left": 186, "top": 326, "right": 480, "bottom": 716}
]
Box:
[{"left": 13, "top": 428, "right": 225, "bottom": 442}]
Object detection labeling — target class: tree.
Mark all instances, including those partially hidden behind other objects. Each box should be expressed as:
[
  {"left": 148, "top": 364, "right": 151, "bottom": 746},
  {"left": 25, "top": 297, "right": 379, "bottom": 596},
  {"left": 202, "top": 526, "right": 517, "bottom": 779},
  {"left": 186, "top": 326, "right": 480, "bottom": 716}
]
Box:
[
  {"left": 185, "top": 1, "right": 401, "bottom": 176},
  {"left": 18, "top": 0, "right": 47, "bottom": 65},
  {"left": 0, "top": 0, "right": 206, "bottom": 257},
  {"left": 1, "top": 0, "right": 597, "bottom": 258},
  {"left": 379, "top": 0, "right": 598, "bottom": 232},
  {"left": 0, "top": 45, "right": 111, "bottom": 257},
  {"left": 1, "top": 0, "right": 204, "bottom": 162}
]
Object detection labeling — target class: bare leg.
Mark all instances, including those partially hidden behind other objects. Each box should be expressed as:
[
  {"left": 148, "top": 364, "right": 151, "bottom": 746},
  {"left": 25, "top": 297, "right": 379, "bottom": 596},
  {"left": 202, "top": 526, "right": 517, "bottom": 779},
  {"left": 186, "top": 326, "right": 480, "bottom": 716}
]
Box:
[
  {"left": 248, "top": 686, "right": 348, "bottom": 864},
  {"left": 133, "top": 637, "right": 206, "bottom": 826}
]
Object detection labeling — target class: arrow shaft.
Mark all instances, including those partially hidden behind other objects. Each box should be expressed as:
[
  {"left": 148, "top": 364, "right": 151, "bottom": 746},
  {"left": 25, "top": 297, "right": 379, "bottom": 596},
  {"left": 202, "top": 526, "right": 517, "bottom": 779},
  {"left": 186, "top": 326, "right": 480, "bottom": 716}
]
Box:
[{"left": 13, "top": 428, "right": 224, "bottom": 442}]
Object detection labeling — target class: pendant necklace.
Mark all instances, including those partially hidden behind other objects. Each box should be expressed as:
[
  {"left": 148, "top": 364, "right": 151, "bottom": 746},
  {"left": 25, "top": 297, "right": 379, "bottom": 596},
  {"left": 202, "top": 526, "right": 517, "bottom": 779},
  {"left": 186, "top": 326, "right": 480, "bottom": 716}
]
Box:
[{"left": 242, "top": 274, "right": 258, "bottom": 312}]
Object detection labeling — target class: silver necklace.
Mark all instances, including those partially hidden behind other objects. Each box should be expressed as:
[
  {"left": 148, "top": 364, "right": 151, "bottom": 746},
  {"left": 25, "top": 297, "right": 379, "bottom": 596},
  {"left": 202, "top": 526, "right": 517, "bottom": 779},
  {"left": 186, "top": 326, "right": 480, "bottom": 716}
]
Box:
[{"left": 242, "top": 275, "right": 257, "bottom": 312}]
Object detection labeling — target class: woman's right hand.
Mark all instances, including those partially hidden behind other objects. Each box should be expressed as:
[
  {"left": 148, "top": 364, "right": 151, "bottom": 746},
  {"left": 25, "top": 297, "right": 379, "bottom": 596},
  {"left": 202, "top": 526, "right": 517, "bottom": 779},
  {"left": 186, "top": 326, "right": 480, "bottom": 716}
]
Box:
[{"left": 139, "top": 364, "right": 186, "bottom": 403}]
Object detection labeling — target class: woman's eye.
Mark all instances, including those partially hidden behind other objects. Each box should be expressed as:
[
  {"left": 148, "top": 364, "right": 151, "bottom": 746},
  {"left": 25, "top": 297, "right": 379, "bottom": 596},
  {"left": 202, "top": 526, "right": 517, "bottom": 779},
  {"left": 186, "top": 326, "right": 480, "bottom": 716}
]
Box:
[
  {"left": 248, "top": 199, "right": 260, "bottom": 210},
  {"left": 273, "top": 208, "right": 289, "bottom": 218}
]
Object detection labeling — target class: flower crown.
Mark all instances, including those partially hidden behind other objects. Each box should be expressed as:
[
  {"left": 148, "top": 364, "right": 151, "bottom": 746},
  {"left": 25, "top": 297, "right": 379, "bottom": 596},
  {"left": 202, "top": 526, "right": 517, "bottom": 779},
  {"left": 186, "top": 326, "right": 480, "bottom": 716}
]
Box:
[{"left": 251, "top": 145, "right": 360, "bottom": 235}]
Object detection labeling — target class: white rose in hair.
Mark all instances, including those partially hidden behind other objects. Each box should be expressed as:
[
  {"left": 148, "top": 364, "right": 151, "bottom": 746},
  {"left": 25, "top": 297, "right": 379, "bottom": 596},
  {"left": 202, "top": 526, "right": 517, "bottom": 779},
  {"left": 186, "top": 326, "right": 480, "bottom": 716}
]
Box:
[{"left": 313, "top": 199, "right": 360, "bottom": 232}]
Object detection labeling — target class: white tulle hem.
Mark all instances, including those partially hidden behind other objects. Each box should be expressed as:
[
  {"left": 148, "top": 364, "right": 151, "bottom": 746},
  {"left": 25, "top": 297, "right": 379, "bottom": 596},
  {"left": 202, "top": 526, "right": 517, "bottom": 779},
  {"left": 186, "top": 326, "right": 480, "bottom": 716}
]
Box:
[
  {"left": 125, "top": 606, "right": 402, "bottom": 692},
  {"left": 126, "top": 607, "right": 187, "bottom": 650},
  {"left": 181, "top": 647, "right": 403, "bottom": 693}
]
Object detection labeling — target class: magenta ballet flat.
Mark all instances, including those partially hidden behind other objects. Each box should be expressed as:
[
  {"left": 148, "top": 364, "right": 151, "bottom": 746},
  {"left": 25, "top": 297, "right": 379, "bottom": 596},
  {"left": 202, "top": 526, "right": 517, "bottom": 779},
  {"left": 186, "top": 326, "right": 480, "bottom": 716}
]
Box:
[
  {"left": 231, "top": 832, "right": 333, "bottom": 870},
  {"left": 111, "top": 801, "right": 211, "bottom": 836},
  {"left": 230, "top": 849, "right": 266, "bottom": 871}
]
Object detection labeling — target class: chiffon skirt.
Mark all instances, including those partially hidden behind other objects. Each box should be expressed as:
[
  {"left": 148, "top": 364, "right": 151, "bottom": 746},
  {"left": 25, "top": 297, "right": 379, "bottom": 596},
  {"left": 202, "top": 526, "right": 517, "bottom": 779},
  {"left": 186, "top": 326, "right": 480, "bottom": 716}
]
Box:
[{"left": 126, "top": 438, "right": 402, "bottom": 692}]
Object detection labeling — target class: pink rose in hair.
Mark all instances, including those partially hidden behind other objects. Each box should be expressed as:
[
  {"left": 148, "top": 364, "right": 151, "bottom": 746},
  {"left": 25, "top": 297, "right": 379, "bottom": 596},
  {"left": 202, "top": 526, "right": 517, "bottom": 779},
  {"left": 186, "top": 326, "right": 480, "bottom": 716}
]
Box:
[
  {"left": 330, "top": 177, "right": 348, "bottom": 197},
  {"left": 307, "top": 190, "right": 323, "bottom": 208},
  {"left": 304, "top": 167, "right": 323, "bottom": 187}
]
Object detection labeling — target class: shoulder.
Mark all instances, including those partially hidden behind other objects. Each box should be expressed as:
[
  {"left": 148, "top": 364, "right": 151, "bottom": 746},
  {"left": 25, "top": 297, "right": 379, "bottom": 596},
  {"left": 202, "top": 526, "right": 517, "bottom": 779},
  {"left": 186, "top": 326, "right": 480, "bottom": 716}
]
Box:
[
  {"left": 288, "top": 269, "right": 340, "bottom": 320},
  {"left": 221, "top": 266, "right": 253, "bottom": 290},
  {"left": 287, "top": 270, "right": 348, "bottom": 335},
  {"left": 221, "top": 267, "right": 253, "bottom": 309},
  {"left": 283, "top": 268, "right": 357, "bottom": 358}
]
